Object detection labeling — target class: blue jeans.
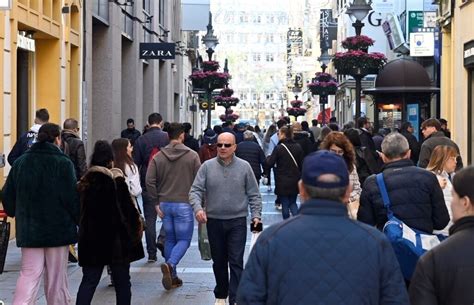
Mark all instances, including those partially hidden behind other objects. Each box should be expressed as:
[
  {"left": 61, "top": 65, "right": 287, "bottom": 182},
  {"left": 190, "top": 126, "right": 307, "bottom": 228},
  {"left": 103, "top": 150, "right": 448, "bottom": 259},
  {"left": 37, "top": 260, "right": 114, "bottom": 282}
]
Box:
[
  {"left": 280, "top": 194, "right": 298, "bottom": 219},
  {"left": 206, "top": 217, "right": 247, "bottom": 304},
  {"left": 160, "top": 202, "right": 194, "bottom": 275}
]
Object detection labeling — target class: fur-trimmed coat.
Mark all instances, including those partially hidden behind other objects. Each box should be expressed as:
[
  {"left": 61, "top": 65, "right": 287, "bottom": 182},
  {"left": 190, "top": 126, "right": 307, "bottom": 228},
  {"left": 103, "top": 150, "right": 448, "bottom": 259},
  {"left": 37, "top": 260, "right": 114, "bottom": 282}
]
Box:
[{"left": 77, "top": 166, "right": 144, "bottom": 266}]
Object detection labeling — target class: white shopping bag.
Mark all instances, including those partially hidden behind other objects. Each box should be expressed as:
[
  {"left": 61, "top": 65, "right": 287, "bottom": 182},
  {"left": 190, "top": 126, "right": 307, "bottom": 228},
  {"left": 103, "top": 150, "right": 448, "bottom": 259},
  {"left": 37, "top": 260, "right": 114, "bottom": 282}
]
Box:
[{"left": 249, "top": 232, "right": 261, "bottom": 252}]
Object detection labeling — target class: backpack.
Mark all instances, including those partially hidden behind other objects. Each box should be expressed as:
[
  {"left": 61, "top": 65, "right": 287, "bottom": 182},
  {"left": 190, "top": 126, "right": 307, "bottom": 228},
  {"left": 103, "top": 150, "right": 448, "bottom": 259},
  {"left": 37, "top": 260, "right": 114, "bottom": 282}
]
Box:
[{"left": 148, "top": 146, "right": 160, "bottom": 165}]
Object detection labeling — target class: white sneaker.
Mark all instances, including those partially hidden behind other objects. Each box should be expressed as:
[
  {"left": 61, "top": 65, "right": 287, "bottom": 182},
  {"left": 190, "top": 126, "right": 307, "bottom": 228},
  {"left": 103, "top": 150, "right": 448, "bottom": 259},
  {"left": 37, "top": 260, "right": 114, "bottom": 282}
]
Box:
[{"left": 214, "top": 298, "right": 227, "bottom": 305}]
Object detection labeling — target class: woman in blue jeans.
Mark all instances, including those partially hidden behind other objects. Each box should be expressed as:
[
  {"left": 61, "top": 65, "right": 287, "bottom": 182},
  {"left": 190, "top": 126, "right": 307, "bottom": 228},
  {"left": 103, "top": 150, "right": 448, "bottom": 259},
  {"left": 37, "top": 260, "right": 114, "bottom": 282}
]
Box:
[{"left": 266, "top": 125, "right": 304, "bottom": 219}]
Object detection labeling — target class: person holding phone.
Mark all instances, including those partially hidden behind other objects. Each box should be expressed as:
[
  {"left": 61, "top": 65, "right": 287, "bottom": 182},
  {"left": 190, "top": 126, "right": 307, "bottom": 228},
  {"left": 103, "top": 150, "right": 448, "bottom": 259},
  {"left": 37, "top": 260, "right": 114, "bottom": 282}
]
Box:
[{"left": 189, "top": 132, "right": 262, "bottom": 305}]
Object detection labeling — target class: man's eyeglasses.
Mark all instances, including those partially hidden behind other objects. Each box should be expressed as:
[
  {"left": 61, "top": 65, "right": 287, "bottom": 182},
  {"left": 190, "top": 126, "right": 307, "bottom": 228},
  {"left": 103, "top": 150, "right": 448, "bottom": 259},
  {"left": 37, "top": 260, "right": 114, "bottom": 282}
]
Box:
[{"left": 217, "top": 143, "right": 233, "bottom": 148}]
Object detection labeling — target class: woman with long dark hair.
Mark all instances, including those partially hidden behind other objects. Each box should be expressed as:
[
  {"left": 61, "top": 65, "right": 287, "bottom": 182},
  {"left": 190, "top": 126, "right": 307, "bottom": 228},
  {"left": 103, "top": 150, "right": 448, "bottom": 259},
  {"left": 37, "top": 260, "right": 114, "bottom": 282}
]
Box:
[
  {"left": 76, "top": 140, "right": 144, "bottom": 305},
  {"left": 112, "top": 138, "right": 142, "bottom": 213},
  {"left": 3, "top": 123, "right": 79, "bottom": 305}
]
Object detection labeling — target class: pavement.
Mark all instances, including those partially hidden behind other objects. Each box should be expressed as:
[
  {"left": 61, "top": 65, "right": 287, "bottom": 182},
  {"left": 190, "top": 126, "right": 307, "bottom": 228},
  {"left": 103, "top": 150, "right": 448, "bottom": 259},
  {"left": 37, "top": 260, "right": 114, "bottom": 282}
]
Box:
[{"left": 0, "top": 184, "right": 287, "bottom": 305}]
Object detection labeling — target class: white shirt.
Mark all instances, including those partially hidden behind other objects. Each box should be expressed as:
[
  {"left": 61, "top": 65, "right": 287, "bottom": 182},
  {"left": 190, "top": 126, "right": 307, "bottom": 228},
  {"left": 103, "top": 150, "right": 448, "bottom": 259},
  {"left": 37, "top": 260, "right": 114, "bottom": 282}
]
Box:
[{"left": 125, "top": 163, "right": 142, "bottom": 197}]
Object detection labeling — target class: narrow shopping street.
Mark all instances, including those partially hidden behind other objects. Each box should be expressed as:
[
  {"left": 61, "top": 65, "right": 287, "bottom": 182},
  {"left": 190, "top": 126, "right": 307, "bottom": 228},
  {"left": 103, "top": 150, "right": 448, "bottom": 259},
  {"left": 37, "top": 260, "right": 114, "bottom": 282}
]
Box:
[{"left": 0, "top": 184, "right": 283, "bottom": 304}]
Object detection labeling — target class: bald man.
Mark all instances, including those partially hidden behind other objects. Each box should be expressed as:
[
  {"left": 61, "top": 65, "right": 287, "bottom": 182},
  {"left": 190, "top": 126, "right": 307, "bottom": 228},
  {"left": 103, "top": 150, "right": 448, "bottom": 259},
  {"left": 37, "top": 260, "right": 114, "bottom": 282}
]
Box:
[{"left": 189, "top": 132, "right": 262, "bottom": 305}]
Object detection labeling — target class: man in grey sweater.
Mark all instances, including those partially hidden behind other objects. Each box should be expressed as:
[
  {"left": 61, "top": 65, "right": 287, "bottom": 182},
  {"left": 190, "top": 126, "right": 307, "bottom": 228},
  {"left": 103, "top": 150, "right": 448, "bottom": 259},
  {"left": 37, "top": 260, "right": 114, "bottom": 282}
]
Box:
[{"left": 189, "top": 132, "right": 262, "bottom": 305}]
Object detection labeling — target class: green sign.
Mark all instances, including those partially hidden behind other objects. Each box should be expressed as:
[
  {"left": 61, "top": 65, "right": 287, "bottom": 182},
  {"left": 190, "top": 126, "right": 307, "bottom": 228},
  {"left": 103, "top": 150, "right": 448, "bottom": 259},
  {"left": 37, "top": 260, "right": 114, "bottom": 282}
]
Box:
[{"left": 408, "top": 11, "right": 424, "bottom": 34}]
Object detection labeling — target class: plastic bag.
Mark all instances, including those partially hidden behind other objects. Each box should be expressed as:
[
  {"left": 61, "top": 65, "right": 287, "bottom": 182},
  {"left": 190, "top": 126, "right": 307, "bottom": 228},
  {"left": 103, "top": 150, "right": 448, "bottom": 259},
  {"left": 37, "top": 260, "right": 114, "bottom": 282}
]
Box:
[{"left": 198, "top": 223, "right": 212, "bottom": 261}]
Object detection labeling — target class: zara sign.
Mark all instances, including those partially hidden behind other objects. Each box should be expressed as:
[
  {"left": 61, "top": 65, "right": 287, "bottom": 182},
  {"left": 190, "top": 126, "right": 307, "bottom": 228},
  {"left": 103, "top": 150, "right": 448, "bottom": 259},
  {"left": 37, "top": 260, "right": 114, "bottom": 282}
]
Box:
[{"left": 139, "top": 43, "right": 175, "bottom": 60}]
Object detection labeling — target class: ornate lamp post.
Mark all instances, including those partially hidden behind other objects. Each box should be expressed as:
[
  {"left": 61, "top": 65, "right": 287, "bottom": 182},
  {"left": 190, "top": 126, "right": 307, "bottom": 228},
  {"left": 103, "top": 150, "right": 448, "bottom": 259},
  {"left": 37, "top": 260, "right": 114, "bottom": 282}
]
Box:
[
  {"left": 201, "top": 12, "right": 220, "bottom": 130},
  {"left": 345, "top": 0, "right": 372, "bottom": 120}
]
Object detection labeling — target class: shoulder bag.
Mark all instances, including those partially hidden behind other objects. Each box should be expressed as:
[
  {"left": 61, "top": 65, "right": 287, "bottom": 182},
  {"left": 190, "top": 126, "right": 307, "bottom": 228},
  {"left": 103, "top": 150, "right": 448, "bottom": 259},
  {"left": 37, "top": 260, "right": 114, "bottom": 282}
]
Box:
[
  {"left": 280, "top": 143, "right": 299, "bottom": 169},
  {"left": 376, "top": 173, "right": 442, "bottom": 280}
]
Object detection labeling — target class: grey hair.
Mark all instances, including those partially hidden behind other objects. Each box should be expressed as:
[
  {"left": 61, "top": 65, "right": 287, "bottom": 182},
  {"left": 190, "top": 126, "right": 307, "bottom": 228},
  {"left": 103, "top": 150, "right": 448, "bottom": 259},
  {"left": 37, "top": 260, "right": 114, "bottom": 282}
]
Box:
[
  {"left": 303, "top": 173, "right": 347, "bottom": 201},
  {"left": 381, "top": 132, "right": 409, "bottom": 159},
  {"left": 243, "top": 130, "right": 254, "bottom": 140}
]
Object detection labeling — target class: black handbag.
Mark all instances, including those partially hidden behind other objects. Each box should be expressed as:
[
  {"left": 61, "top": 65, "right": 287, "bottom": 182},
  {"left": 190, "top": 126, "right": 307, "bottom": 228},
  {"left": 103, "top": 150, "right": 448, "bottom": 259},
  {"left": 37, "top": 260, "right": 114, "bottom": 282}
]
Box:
[{"left": 0, "top": 210, "right": 10, "bottom": 274}]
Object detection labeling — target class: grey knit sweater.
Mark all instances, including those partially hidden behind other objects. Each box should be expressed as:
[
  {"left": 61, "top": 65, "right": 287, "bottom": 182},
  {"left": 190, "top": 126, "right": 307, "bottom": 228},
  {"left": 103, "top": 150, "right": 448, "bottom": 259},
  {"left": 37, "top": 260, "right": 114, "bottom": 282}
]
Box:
[{"left": 189, "top": 155, "right": 262, "bottom": 220}]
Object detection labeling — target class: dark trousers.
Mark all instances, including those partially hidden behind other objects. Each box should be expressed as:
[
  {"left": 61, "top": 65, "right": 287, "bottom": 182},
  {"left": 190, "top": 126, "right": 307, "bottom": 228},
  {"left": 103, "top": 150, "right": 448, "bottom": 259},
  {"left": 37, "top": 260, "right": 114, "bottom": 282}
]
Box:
[
  {"left": 207, "top": 217, "right": 247, "bottom": 304},
  {"left": 142, "top": 191, "right": 166, "bottom": 257},
  {"left": 76, "top": 263, "right": 131, "bottom": 305}
]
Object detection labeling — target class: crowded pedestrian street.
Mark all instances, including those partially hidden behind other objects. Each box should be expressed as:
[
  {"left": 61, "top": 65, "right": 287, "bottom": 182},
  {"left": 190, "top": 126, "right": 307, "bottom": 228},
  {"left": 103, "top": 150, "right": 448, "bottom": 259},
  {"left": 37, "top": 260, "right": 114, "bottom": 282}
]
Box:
[
  {"left": 0, "top": 184, "right": 282, "bottom": 305},
  {"left": 2, "top": 0, "right": 474, "bottom": 304}
]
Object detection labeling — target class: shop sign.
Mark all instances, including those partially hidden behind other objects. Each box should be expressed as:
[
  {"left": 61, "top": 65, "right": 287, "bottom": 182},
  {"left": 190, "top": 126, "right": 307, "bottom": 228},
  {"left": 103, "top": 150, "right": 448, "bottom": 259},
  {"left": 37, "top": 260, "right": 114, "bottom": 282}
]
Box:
[
  {"left": 139, "top": 43, "right": 175, "bottom": 60},
  {"left": 17, "top": 34, "right": 35, "bottom": 52},
  {"left": 408, "top": 11, "right": 424, "bottom": 34},
  {"left": 0, "top": 0, "right": 11, "bottom": 10},
  {"left": 464, "top": 40, "right": 474, "bottom": 67},
  {"left": 410, "top": 32, "right": 434, "bottom": 57}
]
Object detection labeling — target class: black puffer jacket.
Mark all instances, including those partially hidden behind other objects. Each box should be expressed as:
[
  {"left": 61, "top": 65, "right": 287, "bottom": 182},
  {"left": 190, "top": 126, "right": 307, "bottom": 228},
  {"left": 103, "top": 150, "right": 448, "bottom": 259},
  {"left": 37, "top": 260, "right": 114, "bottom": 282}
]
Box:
[
  {"left": 266, "top": 139, "right": 303, "bottom": 196},
  {"left": 236, "top": 140, "right": 265, "bottom": 181},
  {"left": 61, "top": 130, "right": 87, "bottom": 180},
  {"left": 78, "top": 167, "right": 144, "bottom": 267},
  {"left": 358, "top": 159, "right": 449, "bottom": 233},
  {"left": 293, "top": 131, "right": 314, "bottom": 158},
  {"left": 409, "top": 216, "right": 474, "bottom": 305}
]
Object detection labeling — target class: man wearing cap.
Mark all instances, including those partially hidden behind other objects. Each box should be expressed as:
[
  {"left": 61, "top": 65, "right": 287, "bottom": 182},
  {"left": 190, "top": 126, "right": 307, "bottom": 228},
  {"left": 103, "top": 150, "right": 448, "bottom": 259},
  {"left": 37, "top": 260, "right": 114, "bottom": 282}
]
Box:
[{"left": 237, "top": 150, "right": 409, "bottom": 305}]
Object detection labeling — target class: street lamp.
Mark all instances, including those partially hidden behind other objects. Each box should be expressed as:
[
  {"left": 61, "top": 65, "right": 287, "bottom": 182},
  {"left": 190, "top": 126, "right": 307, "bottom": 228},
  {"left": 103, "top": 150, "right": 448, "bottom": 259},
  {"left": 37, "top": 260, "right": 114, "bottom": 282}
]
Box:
[
  {"left": 346, "top": 0, "right": 372, "bottom": 36},
  {"left": 345, "top": 0, "right": 372, "bottom": 120},
  {"left": 202, "top": 12, "right": 219, "bottom": 61},
  {"left": 315, "top": 51, "right": 333, "bottom": 125},
  {"left": 201, "top": 12, "right": 219, "bottom": 130}
]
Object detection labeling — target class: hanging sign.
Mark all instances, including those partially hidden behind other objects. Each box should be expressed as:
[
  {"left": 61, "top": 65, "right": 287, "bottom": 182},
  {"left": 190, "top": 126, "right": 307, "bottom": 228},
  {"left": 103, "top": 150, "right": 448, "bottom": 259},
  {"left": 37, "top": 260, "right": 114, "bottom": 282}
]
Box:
[
  {"left": 464, "top": 40, "right": 474, "bottom": 67},
  {"left": 139, "top": 43, "right": 175, "bottom": 60},
  {"left": 410, "top": 32, "right": 435, "bottom": 57}
]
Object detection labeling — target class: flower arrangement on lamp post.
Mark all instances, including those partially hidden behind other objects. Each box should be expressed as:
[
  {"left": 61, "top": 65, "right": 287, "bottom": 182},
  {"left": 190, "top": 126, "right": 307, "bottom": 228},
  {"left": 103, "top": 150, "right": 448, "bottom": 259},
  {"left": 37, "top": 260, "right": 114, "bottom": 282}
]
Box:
[
  {"left": 189, "top": 60, "right": 231, "bottom": 130},
  {"left": 333, "top": 34, "right": 387, "bottom": 119},
  {"left": 219, "top": 108, "right": 239, "bottom": 124},
  {"left": 286, "top": 98, "right": 307, "bottom": 119},
  {"left": 307, "top": 71, "right": 339, "bottom": 125}
]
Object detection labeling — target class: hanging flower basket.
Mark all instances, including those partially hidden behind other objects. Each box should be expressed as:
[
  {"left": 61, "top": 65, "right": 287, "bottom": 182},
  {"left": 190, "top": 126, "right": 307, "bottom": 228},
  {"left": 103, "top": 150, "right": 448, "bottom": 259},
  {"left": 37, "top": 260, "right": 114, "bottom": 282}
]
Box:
[
  {"left": 341, "top": 35, "right": 375, "bottom": 51},
  {"left": 286, "top": 107, "right": 307, "bottom": 118},
  {"left": 215, "top": 96, "right": 240, "bottom": 108},
  {"left": 219, "top": 109, "right": 239, "bottom": 123},
  {"left": 308, "top": 72, "right": 338, "bottom": 95},
  {"left": 290, "top": 100, "right": 303, "bottom": 108},
  {"left": 333, "top": 51, "right": 386, "bottom": 76},
  {"left": 189, "top": 71, "right": 231, "bottom": 90},
  {"left": 219, "top": 88, "right": 234, "bottom": 97},
  {"left": 202, "top": 60, "right": 220, "bottom": 72}
]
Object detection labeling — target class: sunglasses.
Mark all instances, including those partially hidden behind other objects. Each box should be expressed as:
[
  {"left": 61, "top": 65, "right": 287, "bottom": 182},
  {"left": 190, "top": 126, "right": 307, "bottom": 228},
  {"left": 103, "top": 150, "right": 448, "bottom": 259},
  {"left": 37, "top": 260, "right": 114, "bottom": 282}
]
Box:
[{"left": 217, "top": 143, "right": 233, "bottom": 148}]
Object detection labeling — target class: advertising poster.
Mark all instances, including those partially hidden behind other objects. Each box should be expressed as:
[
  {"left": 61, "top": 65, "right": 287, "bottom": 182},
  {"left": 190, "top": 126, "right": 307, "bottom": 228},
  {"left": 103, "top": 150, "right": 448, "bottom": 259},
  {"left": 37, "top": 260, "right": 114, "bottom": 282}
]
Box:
[{"left": 407, "top": 103, "right": 420, "bottom": 140}]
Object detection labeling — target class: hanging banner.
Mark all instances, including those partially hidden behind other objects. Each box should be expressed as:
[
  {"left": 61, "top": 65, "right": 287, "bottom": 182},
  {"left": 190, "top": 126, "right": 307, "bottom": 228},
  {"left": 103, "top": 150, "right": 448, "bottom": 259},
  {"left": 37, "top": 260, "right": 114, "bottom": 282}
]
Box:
[
  {"left": 287, "top": 28, "right": 303, "bottom": 89},
  {"left": 319, "top": 9, "right": 337, "bottom": 51}
]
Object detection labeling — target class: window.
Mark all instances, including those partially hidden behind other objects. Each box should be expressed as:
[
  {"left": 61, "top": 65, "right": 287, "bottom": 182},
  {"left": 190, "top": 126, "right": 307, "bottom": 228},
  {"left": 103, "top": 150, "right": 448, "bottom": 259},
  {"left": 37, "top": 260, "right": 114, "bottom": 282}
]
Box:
[
  {"left": 266, "top": 53, "right": 274, "bottom": 62},
  {"left": 93, "top": 0, "right": 109, "bottom": 23},
  {"left": 252, "top": 52, "right": 261, "bottom": 62},
  {"left": 253, "top": 15, "right": 261, "bottom": 23},
  {"left": 266, "top": 14, "right": 274, "bottom": 24},
  {"left": 143, "top": 0, "right": 151, "bottom": 12},
  {"left": 239, "top": 12, "right": 248, "bottom": 23},
  {"left": 159, "top": 0, "right": 165, "bottom": 25},
  {"left": 226, "top": 33, "right": 234, "bottom": 43},
  {"left": 265, "top": 34, "right": 274, "bottom": 43},
  {"left": 224, "top": 12, "right": 234, "bottom": 23},
  {"left": 242, "top": 53, "right": 248, "bottom": 62}
]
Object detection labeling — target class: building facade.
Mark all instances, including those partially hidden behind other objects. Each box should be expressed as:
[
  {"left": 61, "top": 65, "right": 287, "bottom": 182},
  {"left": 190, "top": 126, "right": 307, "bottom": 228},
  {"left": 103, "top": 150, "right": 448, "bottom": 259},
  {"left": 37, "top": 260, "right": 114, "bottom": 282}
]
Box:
[
  {"left": 1, "top": 0, "right": 82, "bottom": 183},
  {"left": 84, "top": 0, "right": 196, "bottom": 151},
  {"left": 439, "top": 0, "right": 474, "bottom": 165}
]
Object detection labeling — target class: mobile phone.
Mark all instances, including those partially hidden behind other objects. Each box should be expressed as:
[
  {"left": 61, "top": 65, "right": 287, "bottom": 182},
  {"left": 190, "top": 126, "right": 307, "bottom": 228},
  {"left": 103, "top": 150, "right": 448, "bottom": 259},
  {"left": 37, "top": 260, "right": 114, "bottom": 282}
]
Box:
[{"left": 250, "top": 222, "right": 263, "bottom": 233}]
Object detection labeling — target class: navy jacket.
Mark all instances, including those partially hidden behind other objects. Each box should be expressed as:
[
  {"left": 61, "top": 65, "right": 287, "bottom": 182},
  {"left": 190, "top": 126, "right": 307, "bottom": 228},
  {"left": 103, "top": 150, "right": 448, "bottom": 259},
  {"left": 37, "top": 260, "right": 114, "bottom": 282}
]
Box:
[
  {"left": 7, "top": 124, "right": 41, "bottom": 166},
  {"left": 237, "top": 199, "right": 409, "bottom": 305},
  {"left": 235, "top": 140, "right": 265, "bottom": 181},
  {"left": 358, "top": 159, "right": 449, "bottom": 233},
  {"left": 132, "top": 127, "right": 169, "bottom": 188}
]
